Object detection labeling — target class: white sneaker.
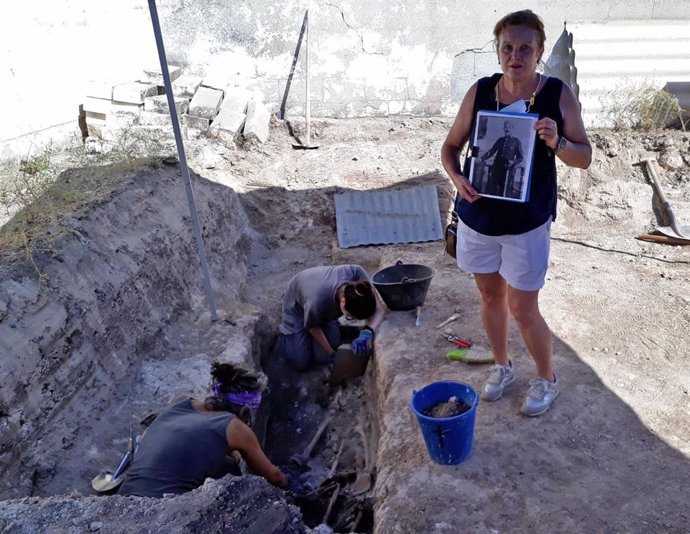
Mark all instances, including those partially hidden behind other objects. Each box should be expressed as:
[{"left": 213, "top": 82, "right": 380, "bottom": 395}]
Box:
[
  {"left": 481, "top": 362, "right": 516, "bottom": 401},
  {"left": 521, "top": 376, "right": 559, "bottom": 416}
]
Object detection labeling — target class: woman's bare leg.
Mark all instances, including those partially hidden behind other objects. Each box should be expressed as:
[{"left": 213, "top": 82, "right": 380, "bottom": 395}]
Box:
[
  {"left": 507, "top": 286, "right": 553, "bottom": 381},
  {"left": 474, "top": 273, "right": 509, "bottom": 366}
]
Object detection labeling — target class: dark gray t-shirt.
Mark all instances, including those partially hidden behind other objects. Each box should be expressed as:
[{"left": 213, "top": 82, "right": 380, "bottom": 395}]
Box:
[
  {"left": 119, "top": 399, "right": 234, "bottom": 497},
  {"left": 279, "top": 265, "right": 369, "bottom": 335}
]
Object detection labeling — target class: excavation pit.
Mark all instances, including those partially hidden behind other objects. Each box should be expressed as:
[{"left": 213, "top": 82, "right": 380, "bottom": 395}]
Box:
[{"left": 1, "top": 119, "right": 689, "bottom": 532}]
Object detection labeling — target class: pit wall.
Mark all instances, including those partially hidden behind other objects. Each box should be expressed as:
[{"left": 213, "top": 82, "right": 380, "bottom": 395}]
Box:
[
  {"left": 0, "top": 164, "right": 256, "bottom": 497},
  {"left": 4, "top": 1, "right": 690, "bottom": 160}
]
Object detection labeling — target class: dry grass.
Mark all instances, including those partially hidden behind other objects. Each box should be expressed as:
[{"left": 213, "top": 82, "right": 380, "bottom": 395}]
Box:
[
  {"left": 600, "top": 82, "right": 688, "bottom": 131},
  {"left": 0, "top": 134, "right": 166, "bottom": 282}
]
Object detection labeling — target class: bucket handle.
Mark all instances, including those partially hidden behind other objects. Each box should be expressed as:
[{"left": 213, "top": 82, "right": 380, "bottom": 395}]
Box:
[{"left": 393, "top": 260, "right": 419, "bottom": 284}]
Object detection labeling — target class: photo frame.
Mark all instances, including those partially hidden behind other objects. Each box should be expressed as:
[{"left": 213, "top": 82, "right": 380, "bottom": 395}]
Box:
[{"left": 468, "top": 110, "right": 538, "bottom": 202}]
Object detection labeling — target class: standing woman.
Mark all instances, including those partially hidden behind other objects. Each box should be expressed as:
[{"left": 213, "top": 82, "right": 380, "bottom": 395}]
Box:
[{"left": 441, "top": 10, "right": 591, "bottom": 416}]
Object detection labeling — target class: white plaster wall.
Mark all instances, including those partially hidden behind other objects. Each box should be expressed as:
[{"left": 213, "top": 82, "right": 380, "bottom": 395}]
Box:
[{"left": 2, "top": 0, "right": 690, "bottom": 159}]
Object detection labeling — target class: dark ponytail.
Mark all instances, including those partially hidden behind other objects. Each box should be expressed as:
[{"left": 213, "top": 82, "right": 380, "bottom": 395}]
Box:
[{"left": 343, "top": 280, "right": 376, "bottom": 319}]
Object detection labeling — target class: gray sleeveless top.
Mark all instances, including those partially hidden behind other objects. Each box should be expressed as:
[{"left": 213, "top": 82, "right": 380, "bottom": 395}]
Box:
[{"left": 119, "top": 398, "right": 234, "bottom": 497}]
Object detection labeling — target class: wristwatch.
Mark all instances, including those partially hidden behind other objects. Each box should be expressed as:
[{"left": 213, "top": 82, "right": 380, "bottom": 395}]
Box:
[{"left": 556, "top": 135, "right": 567, "bottom": 153}]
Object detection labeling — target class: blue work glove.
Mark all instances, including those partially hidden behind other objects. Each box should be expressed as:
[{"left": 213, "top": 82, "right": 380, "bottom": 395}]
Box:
[{"left": 351, "top": 328, "right": 375, "bottom": 356}]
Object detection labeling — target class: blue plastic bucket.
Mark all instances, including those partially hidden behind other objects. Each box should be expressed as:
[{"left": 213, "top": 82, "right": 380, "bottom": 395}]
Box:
[{"left": 411, "top": 381, "right": 479, "bottom": 465}]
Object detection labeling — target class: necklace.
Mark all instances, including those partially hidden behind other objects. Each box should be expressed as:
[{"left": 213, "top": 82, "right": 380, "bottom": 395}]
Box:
[{"left": 495, "top": 73, "right": 542, "bottom": 112}]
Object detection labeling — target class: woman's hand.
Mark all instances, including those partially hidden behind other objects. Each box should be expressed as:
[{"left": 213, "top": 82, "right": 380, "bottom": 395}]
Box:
[
  {"left": 352, "top": 327, "right": 375, "bottom": 356},
  {"left": 454, "top": 173, "right": 481, "bottom": 203},
  {"left": 534, "top": 117, "right": 559, "bottom": 150}
]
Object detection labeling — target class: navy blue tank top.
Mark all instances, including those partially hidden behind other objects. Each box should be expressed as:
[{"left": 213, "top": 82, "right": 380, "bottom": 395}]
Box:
[{"left": 457, "top": 73, "right": 564, "bottom": 236}]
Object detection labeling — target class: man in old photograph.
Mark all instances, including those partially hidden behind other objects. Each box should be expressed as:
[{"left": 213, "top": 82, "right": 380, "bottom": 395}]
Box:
[{"left": 480, "top": 120, "right": 524, "bottom": 197}]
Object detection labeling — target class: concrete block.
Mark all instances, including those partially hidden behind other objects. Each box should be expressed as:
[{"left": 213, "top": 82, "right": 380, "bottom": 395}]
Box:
[
  {"left": 111, "top": 101, "right": 143, "bottom": 116},
  {"left": 85, "top": 111, "right": 107, "bottom": 122},
  {"left": 220, "top": 90, "right": 249, "bottom": 115},
  {"left": 82, "top": 97, "right": 112, "bottom": 116},
  {"left": 85, "top": 116, "right": 106, "bottom": 139},
  {"left": 188, "top": 86, "right": 224, "bottom": 120},
  {"left": 112, "top": 82, "right": 159, "bottom": 104},
  {"left": 171, "top": 75, "right": 202, "bottom": 98},
  {"left": 102, "top": 124, "right": 174, "bottom": 144},
  {"left": 144, "top": 95, "right": 189, "bottom": 115},
  {"left": 141, "top": 65, "right": 183, "bottom": 84},
  {"left": 108, "top": 112, "right": 138, "bottom": 129},
  {"left": 183, "top": 114, "right": 210, "bottom": 131},
  {"left": 210, "top": 108, "right": 246, "bottom": 141},
  {"left": 139, "top": 110, "right": 175, "bottom": 126},
  {"left": 242, "top": 99, "right": 271, "bottom": 143},
  {"left": 85, "top": 80, "right": 115, "bottom": 100},
  {"left": 200, "top": 75, "right": 229, "bottom": 91}
]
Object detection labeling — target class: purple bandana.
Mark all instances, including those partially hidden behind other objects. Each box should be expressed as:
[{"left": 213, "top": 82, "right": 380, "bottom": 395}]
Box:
[{"left": 213, "top": 383, "right": 263, "bottom": 409}]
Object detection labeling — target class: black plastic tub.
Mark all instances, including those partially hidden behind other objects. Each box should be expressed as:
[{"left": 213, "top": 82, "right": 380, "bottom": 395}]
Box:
[{"left": 371, "top": 261, "right": 434, "bottom": 311}]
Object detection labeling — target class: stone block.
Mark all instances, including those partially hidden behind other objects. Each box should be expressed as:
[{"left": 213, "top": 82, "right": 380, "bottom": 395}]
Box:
[
  {"left": 111, "top": 101, "right": 143, "bottom": 116},
  {"left": 108, "top": 112, "right": 138, "bottom": 129},
  {"left": 141, "top": 64, "right": 183, "bottom": 84},
  {"left": 139, "top": 110, "right": 175, "bottom": 127},
  {"left": 220, "top": 90, "right": 249, "bottom": 115},
  {"left": 210, "top": 108, "right": 246, "bottom": 142},
  {"left": 221, "top": 88, "right": 251, "bottom": 113},
  {"left": 242, "top": 99, "right": 271, "bottom": 143},
  {"left": 112, "top": 82, "right": 159, "bottom": 104},
  {"left": 144, "top": 95, "right": 189, "bottom": 115},
  {"left": 85, "top": 111, "right": 107, "bottom": 122},
  {"left": 188, "top": 86, "right": 224, "bottom": 120},
  {"left": 183, "top": 114, "right": 211, "bottom": 131},
  {"left": 171, "top": 75, "right": 202, "bottom": 98},
  {"left": 200, "top": 75, "right": 229, "bottom": 91},
  {"left": 82, "top": 97, "right": 112, "bottom": 116},
  {"left": 102, "top": 124, "right": 174, "bottom": 144},
  {"left": 84, "top": 80, "right": 115, "bottom": 100},
  {"left": 85, "top": 116, "right": 106, "bottom": 139}
]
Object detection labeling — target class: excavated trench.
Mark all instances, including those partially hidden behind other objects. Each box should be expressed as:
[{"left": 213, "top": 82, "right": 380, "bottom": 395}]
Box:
[{"left": 0, "top": 157, "right": 385, "bottom": 532}]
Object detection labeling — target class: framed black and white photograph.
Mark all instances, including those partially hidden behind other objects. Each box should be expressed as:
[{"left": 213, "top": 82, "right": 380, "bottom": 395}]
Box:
[{"left": 468, "top": 111, "right": 538, "bottom": 202}]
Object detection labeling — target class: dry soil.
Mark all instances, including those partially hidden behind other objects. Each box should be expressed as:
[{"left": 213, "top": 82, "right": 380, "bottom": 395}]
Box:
[{"left": 1, "top": 116, "right": 689, "bottom": 533}]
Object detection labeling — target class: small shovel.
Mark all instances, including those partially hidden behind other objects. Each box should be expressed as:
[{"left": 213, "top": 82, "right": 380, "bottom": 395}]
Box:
[
  {"left": 91, "top": 428, "right": 137, "bottom": 494},
  {"left": 291, "top": 7, "right": 319, "bottom": 150},
  {"left": 639, "top": 158, "right": 690, "bottom": 240}
]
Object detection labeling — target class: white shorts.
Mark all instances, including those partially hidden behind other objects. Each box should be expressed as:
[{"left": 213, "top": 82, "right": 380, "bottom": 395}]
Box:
[{"left": 455, "top": 218, "right": 552, "bottom": 291}]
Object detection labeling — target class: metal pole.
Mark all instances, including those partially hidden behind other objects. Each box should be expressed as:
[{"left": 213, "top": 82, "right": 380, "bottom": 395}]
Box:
[
  {"left": 305, "top": 8, "right": 311, "bottom": 147},
  {"left": 147, "top": 0, "right": 218, "bottom": 321}
]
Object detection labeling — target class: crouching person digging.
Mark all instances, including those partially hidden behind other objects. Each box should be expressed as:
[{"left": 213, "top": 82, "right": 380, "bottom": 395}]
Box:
[
  {"left": 118, "top": 362, "right": 287, "bottom": 498},
  {"left": 275, "top": 264, "right": 385, "bottom": 378}
]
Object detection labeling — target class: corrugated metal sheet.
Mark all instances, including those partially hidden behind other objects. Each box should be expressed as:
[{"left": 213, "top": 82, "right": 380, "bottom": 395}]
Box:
[
  {"left": 335, "top": 185, "right": 443, "bottom": 248},
  {"left": 570, "top": 20, "right": 690, "bottom": 128}
]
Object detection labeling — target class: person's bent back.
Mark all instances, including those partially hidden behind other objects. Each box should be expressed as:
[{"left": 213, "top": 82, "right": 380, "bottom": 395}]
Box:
[{"left": 119, "top": 363, "right": 286, "bottom": 497}]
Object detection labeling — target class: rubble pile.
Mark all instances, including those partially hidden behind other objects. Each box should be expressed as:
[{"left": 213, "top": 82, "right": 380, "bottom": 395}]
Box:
[{"left": 79, "top": 65, "right": 271, "bottom": 146}]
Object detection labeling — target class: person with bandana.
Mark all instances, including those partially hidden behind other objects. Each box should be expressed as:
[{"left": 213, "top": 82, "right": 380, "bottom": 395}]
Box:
[{"left": 119, "top": 362, "right": 287, "bottom": 497}]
